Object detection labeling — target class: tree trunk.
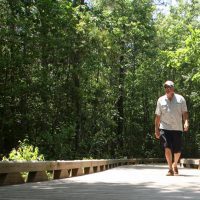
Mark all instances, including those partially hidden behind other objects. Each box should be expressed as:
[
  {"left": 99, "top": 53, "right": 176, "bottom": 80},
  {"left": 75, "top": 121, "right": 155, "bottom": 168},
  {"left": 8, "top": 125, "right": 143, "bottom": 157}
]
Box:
[{"left": 116, "top": 56, "right": 125, "bottom": 154}]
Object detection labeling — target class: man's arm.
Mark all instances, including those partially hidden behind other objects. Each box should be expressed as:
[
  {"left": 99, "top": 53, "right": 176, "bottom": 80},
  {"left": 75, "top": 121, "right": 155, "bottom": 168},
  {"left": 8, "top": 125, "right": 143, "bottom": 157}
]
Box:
[
  {"left": 183, "top": 112, "right": 189, "bottom": 132},
  {"left": 155, "top": 115, "right": 161, "bottom": 139}
]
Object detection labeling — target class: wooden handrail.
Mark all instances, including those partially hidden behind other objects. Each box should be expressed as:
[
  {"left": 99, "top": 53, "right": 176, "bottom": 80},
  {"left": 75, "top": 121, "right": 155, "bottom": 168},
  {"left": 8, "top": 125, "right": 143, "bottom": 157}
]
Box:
[
  {"left": 180, "top": 158, "right": 200, "bottom": 169},
  {"left": 0, "top": 158, "right": 164, "bottom": 186}
]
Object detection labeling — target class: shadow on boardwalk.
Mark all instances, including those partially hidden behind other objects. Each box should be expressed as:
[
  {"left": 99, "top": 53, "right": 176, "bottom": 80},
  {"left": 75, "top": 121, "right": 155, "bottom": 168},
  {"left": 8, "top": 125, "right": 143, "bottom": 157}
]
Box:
[{"left": 0, "top": 164, "right": 199, "bottom": 200}]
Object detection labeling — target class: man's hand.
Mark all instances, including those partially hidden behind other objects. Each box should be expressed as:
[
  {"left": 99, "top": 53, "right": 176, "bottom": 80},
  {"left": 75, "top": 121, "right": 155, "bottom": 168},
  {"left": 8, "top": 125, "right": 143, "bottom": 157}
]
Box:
[
  {"left": 184, "top": 121, "right": 189, "bottom": 132},
  {"left": 183, "top": 112, "right": 189, "bottom": 132},
  {"left": 155, "top": 130, "right": 160, "bottom": 139}
]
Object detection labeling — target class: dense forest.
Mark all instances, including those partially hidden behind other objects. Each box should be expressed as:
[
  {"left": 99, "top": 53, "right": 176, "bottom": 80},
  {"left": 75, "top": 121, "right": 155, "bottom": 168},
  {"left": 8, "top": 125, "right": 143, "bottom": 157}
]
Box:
[{"left": 0, "top": 0, "right": 199, "bottom": 160}]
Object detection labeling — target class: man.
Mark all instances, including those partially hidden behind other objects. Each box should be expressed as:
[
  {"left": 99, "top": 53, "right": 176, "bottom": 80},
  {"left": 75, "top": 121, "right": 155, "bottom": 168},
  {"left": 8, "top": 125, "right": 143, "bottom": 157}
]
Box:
[{"left": 155, "top": 80, "right": 189, "bottom": 176}]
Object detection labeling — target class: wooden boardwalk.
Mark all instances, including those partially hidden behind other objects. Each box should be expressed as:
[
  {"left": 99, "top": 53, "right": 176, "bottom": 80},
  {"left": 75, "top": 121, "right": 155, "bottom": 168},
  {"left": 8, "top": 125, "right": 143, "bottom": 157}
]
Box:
[{"left": 0, "top": 164, "right": 199, "bottom": 200}]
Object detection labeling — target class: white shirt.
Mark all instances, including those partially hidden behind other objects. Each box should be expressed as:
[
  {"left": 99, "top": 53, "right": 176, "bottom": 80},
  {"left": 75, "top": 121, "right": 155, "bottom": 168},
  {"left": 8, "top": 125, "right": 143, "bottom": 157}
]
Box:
[{"left": 155, "top": 93, "right": 188, "bottom": 131}]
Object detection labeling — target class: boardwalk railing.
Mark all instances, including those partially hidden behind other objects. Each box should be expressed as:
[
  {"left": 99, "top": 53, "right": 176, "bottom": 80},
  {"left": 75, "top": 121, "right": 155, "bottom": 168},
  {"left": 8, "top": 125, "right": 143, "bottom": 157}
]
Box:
[
  {"left": 0, "top": 158, "right": 164, "bottom": 186},
  {"left": 180, "top": 158, "right": 200, "bottom": 169}
]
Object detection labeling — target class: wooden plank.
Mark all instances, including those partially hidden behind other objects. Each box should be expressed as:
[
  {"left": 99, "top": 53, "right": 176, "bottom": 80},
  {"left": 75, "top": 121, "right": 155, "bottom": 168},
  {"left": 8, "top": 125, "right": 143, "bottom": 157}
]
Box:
[
  {"left": 0, "top": 158, "right": 166, "bottom": 174},
  {"left": 180, "top": 159, "right": 200, "bottom": 169},
  {"left": 0, "top": 161, "right": 91, "bottom": 173}
]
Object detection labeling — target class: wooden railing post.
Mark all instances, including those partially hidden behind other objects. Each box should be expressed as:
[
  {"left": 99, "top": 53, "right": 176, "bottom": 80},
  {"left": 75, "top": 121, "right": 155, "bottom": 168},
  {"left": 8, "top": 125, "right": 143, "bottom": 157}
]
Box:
[
  {"left": 27, "top": 171, "right": 48, "bottom": 183},
  {"left": 53, "top": 170, "right": 69, "bottom": 179},
  {"left": 0, "top": 173, "right": 24, "bottom": 186}
]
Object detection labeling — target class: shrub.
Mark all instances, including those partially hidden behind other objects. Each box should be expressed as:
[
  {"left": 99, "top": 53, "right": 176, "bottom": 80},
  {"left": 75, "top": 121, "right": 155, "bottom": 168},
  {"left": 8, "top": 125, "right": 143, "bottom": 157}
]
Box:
[{"left": 2, "top": 139, "right": 44, "bottom": 161}]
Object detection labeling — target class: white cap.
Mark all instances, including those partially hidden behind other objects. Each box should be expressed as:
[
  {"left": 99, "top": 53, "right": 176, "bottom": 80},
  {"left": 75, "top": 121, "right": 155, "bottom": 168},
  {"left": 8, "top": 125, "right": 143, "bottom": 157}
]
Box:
[{"left": 164, "top": 80, "right": 174, "bottom": 87}]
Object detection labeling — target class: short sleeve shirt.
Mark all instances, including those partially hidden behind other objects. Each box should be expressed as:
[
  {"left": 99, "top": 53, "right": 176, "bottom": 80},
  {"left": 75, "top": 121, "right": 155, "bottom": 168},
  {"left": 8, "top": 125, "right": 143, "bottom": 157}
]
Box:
[{"left": 155, "top": 93, "right": 188, "bottom": 131}]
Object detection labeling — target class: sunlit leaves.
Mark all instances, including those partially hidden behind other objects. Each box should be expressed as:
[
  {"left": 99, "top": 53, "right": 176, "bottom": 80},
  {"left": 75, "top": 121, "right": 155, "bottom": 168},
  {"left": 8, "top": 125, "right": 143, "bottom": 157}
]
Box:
[{"left": 1, "top": 0, "right": 199, "bottom": 160}]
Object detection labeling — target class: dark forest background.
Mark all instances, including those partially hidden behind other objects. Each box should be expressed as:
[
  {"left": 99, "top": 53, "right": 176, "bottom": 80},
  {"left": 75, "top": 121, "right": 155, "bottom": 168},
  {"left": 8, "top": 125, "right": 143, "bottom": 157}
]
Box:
[{"left": 0, "top": 0, "right": 199, "bottom": 160}]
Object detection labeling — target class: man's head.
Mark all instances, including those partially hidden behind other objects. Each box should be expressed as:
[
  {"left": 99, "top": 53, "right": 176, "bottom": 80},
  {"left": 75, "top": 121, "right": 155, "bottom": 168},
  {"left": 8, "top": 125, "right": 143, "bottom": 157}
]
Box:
[
  {"left": 164, "top": 80, "right": 174, "bottom": 88},
  {"left": 164, "top": 80, "right": 175, "bottom": 99}
]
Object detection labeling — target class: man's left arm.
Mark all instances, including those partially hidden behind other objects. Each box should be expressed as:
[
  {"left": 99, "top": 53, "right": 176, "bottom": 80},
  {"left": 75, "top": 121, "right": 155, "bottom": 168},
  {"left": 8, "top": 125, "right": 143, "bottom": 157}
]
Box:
[{"left": 183, "top": 112, "right": 189, "bottom": 132}]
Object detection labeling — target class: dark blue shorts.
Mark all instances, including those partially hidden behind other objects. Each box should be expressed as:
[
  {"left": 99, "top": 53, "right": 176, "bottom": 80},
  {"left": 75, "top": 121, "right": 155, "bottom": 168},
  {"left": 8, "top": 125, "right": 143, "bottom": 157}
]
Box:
[{"left": 160, "top": 129, "right": 182, "bottom": 153}]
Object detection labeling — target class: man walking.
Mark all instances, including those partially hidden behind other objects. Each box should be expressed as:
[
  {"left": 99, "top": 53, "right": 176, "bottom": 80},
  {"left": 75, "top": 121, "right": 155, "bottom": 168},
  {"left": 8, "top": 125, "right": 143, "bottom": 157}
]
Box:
[{"left": 155, "top": 80, "right": 189, "bottom": 176}]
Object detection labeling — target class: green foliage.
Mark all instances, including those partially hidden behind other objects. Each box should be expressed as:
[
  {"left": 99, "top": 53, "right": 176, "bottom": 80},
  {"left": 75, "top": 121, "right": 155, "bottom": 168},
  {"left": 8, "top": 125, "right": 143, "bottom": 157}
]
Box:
[
  {"left": 0, "top": 0, "right": 199, "bottom": 160},
  {"left": 2, "top": 139, "right": 44, "bottom": 161}
]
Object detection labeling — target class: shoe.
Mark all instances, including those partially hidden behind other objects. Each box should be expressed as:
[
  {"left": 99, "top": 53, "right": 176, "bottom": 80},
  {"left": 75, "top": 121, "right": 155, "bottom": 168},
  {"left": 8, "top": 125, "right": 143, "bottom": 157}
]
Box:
[
  {"left": 173, "top": 166, "right": 179, "bottom": 175},
  {"left": 166, "top": 169, "right": 174, "bottom": 176}
]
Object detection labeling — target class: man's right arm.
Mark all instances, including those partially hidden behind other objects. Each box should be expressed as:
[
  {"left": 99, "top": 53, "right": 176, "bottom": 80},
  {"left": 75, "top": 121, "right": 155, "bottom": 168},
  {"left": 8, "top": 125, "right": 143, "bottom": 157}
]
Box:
[{"left": 155, "top": 115, "right": 161, "bottom": 139}]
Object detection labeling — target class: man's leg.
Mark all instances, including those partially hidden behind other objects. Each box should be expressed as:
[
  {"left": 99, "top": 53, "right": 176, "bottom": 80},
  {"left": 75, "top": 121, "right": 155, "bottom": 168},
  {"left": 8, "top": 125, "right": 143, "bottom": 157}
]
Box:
[
  {"left": 165, "top": 148, "right": 173, "bottom": 170},
  {"left": 160, "top": 130, "right": 174, "bottom": 175},
  {"left": 173, "top": 152, "right": 181, "bottom": 175},
  {"left": 173, "top": 152, "right": 181, "bottom": 167},
  {"left": 165, "top": 148, "right": 174, "bottom": 175},
  {"left": 172, "top": 132, "right": 182, "bottom": 175}
]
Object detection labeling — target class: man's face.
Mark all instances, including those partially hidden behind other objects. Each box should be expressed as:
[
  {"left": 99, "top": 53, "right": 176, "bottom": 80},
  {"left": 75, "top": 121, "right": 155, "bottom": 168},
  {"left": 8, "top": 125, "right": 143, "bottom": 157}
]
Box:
[{"left": 164, "top": 85, "right": 174, "bottom": 95}]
